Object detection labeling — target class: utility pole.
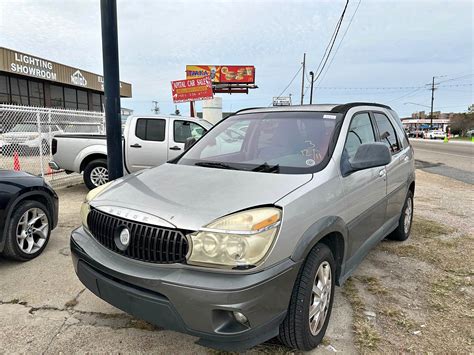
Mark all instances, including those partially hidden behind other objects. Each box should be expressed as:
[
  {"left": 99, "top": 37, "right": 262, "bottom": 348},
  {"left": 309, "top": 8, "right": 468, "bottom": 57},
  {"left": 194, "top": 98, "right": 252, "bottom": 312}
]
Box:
[
  {"left": 309, "top": 71, "right": 315, "bottom": 104},
  {"left": 430, "top": 76, "right": 435, "bottom": 128},
  {"left": 100, "top": 0, "right": 123, "bottom": 181},
  {"left": 151, "top": 100, "right": 160, "bottom": 114},
  {"left": 300, "top": 53, "right": 306, "bottom": 105}
]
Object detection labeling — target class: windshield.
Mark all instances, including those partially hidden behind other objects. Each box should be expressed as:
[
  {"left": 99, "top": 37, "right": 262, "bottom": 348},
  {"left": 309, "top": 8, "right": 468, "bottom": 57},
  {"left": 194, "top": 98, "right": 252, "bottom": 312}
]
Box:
[{"left": 177, "top": 111, "right": 341, "bottom": 174}]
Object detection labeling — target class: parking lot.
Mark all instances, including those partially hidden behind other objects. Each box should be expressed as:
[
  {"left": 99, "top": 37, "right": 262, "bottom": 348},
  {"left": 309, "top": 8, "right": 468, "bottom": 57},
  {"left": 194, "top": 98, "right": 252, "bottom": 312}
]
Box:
[{"left": 1, "top": 150, "right": 472, "bottom": 353}]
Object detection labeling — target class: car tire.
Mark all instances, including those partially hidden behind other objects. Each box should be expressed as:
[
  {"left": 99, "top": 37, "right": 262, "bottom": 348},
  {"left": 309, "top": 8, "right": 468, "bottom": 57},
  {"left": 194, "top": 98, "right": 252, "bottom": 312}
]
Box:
[
  {"left": 83, "top": 159, "right": 109, "bottom": 190},
  {"left": 2, "top": 200, "right": 52, "bottom": 261},
  {"left": 388, "top": 189, "right": 414, "bottom": 241},
  {"left": 278, "top": 243, "right": 336, "bottom": 351}
]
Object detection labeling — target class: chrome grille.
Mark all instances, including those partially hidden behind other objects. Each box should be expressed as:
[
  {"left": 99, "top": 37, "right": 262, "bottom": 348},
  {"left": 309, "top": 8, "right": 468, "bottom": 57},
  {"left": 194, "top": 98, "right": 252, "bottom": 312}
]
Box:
[{"left": 87, "top": 208, "right": 188, "bottom": 264}]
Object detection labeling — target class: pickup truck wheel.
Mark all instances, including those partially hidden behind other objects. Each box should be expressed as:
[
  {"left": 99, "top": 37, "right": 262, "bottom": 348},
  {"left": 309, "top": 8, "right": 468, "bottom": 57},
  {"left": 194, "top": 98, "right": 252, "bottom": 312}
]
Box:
[
  {"left": 2, "top": 200, "right": 51, "bottom": 261},
  {"left": 84, "top": 159, "right": 109, "bottom": 190},
  {"left": 278, "top": 243, "right": 335, "bottom": 351},
  {"left": 388, "top": 190, "right": 413, "bottom": 241}
]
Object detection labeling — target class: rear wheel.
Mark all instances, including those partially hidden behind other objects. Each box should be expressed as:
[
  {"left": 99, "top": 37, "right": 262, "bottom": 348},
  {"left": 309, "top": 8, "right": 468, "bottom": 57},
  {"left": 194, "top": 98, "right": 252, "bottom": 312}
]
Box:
[
  {"left": 388, "top": 190, "right": 414, "bottom": 241},
  {"left": 278, "top": 243, "right": 335, "bottom": 350},
  {"left": 2, "top": 200, "right": 51, "bottom": 261},
  {"left": 83, "top": 159, "right": 109, "bottom": 190}
]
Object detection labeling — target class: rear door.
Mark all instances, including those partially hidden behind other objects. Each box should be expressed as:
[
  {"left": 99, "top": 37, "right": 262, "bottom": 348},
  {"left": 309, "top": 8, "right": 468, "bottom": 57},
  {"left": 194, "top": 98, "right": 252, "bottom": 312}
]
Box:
[
  {"left": 168, "top": 119, "right": 207, "bottom": 160},
  {"left": 126, "top": 117, "right": 168, "bottom": 172},
  {"left": 372, "top": 111, "right": 410, "bottom": 227},
  {"left": 340, "top": 112, "right": 388, "bottom": 260}
]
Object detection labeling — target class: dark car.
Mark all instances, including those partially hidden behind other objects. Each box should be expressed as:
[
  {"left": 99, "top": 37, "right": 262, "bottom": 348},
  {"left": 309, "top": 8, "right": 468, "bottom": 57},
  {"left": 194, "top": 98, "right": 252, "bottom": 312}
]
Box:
[{"left": 0, "top": 170, "right": 59, "bottom": 261}]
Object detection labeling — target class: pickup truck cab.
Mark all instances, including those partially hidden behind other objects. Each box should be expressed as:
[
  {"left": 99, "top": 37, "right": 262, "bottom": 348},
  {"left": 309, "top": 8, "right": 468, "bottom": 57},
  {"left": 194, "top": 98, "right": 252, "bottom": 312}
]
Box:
[
  {"left": 71, "top": 103, "right": 415, "bottom": 351},
  {"left": 50, "top": 115, "right": 212, "bottom": 189}
]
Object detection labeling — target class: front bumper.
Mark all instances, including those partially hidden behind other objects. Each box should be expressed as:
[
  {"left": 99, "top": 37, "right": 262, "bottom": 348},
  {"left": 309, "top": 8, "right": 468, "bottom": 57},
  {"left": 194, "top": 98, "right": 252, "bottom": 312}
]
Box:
[{"left": 70, "top": 227, "right": 300, "bottom": 351}]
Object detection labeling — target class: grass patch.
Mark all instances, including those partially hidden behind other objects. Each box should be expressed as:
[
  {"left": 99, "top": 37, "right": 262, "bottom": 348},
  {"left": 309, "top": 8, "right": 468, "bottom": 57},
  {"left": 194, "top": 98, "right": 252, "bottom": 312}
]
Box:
[
  {"left": 381, "top": 307, "right": 415, "bottom": 332},
  {"left": 356, "top": 276, "right": 388, "bottom": 295},
  {"left": 410, "top": 216, "right": 454, "bottom": 239},
  {"left": 343, "top": 278, "right": 381, "bottom": 351}
]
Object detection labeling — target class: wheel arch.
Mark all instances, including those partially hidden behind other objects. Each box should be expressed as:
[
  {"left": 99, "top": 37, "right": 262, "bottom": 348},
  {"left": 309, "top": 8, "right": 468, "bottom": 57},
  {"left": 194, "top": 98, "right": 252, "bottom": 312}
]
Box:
[
  {"left": 79, "top": 153, "right": 108, "bottom": 172},
  {"left": 0, "top": 189, "right": 55, "bottom": 252},
  {"left": 290, "top": 216, "right": 348, "bottom": 286}
]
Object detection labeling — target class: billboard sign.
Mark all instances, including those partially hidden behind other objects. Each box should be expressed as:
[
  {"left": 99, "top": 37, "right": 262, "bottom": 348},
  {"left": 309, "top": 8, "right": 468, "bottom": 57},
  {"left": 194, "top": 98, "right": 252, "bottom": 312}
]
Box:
[
  {"left": 186, "top": 65, "right": 255, "bottom": 84},
  {"left": 171, "top": 76, "right": 213, "bottom": 103}
]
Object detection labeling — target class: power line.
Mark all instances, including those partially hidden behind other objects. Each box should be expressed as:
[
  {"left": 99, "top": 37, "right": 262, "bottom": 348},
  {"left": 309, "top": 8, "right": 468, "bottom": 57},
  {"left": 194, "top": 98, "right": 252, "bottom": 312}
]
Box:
[
  {"left": 269, "top": 64, "right": 303, "bottom": 106},
  {"left": 312, "top": 0, "right": 350, "bottom": 84},
  {"left": 318, "top": 0, "right": 362, "bottom": 86},
  {"left": 436, "top": 73, "right": 473, "bottom": 84}
]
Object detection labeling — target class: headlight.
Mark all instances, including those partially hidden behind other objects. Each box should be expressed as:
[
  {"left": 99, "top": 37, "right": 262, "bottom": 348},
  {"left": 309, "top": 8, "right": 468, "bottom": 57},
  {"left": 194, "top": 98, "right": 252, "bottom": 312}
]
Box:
[
  {"left": 80, "top": 182, "right": 113, "bottom": 230},
  {"left": 187, "top": 207, "right": 281, "bottom": 269}
]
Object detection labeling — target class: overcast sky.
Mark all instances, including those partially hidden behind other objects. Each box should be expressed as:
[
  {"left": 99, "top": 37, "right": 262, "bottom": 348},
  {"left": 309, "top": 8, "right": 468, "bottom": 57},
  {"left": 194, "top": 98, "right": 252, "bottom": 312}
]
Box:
[{"left": 1, "top": 0, "right": 472, "bottom": 117}]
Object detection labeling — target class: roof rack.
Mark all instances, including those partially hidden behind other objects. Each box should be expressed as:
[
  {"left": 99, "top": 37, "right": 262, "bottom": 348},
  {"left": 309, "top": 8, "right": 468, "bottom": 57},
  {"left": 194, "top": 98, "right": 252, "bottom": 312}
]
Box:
[{"left": 330, "top": 102, "right": 392, "bottom": 113}]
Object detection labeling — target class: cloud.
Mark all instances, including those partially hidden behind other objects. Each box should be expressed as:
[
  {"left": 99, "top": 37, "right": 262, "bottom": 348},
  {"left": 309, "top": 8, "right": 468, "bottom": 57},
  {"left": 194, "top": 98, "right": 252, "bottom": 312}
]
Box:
[{"left": 0, "top": 0, "right": 472, "bottom": 116}]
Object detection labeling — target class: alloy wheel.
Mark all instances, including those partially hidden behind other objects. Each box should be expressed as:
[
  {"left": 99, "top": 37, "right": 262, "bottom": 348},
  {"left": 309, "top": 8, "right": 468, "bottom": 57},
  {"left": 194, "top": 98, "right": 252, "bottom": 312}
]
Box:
[
  {"left": 16, "top": 208, "right": 49, "bottom": 254},
  {"left": 309, "top": 261, "right": 332, "bottom": 336},
  {"left": 90, "top": 166, "right": 108, "bottom": 186},
  {"left": 404, "top": 196, "right": 413, "bottom": 234}
]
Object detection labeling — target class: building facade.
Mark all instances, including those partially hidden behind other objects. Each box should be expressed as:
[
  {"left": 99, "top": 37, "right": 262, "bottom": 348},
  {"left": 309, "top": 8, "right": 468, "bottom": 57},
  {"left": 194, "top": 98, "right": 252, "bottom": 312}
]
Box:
[{"left": 0, "top": 47, "right": 132, "bottom": 111}]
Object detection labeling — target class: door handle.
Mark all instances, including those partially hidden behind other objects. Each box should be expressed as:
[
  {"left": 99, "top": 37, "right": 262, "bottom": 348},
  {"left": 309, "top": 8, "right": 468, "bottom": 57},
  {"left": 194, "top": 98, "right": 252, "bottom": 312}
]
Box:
[
  {"left": 402, "top": 155, "right": 409, "bottom": 162},
  {"left": 379, "top": 169, "right": 386, "bottom": 178},
  {"left": 169, "top": 146, "right": 181, "bottom": 151},
  {"left": 130, "top": 143, "right": 142, "bottom": 148}
]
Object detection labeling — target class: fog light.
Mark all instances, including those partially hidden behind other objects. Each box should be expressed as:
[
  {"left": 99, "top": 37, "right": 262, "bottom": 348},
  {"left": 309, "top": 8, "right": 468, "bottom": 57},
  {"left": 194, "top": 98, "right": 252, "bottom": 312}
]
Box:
[{"left": 233, "top": 311, "right": 248, "bottom": 324}]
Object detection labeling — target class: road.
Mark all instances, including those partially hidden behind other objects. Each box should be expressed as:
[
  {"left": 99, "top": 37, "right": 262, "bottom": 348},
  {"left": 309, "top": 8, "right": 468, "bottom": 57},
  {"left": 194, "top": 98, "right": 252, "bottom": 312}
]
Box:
[{"left": 410, "top": 139, "right": 473, "bottom": 184}]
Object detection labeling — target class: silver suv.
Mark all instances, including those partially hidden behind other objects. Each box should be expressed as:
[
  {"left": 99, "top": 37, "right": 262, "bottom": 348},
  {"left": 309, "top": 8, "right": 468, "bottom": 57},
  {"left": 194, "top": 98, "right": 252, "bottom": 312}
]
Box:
[{"left": 71, "top": 103, "right": 415, "bottom": 351}]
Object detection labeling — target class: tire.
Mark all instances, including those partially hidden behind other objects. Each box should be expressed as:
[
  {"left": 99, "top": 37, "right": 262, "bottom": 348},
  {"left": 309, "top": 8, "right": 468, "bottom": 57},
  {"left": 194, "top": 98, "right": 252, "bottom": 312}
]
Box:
[
  {"left": 83, "top": 158, "right": 109, "bottom": 190},
  {"left": 2, "top": 200, "right": 52, "bottom": 261},
  {"left": 278, "top": 243, "right": 336, "bottom": 351},
  {"left": 388, "top": 190, "right": 414, "bottom": 241}
]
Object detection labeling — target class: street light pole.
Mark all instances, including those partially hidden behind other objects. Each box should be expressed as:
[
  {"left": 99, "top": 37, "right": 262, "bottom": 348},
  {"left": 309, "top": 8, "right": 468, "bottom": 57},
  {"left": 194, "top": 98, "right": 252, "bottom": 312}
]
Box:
[
  {"left": 100, "top": 0, "right": 123, "bottom": 181},
  {"left": 300, "top": 53, "right": 306, "bottom": 105},
  {"left": 309, "top": 71, "right": 314, "bottom": 104},
  {"left": 430, "top": 76, "right": 435, "bottom": 129}
]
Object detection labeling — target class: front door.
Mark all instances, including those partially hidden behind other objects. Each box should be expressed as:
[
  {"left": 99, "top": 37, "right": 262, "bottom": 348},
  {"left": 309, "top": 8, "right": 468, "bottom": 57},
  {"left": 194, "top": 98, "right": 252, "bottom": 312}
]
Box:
[
  {"left": 168, "top": 119, "right": 207, "bottom": 160},
  {"left": 340, "top": 112, "right": 388, "bottom": 261}
]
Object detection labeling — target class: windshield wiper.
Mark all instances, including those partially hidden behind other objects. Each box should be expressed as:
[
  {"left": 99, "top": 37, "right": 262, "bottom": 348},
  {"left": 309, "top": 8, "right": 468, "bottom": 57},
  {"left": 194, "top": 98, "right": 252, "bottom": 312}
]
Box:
[
  {"left": 251, "top": 162, "right": 280, "bottom": 173},
  {"left": 194, "top": 161, "right": 239, "bottom": 170}
]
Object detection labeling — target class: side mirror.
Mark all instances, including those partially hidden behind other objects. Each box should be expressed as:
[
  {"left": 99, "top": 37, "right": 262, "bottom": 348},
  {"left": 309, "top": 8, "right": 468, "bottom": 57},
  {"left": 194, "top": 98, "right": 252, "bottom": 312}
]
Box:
[
  {"left": 349, "top": 143, "right": 391, "bottom": 172},
  {"left": 184, "top": 137, "right": 197, "bottom": 151}
]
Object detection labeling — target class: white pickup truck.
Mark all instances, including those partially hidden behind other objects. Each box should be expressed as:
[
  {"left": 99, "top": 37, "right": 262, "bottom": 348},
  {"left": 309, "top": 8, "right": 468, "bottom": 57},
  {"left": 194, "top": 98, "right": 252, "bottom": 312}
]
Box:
[{"left": 49, "top": 115, "right": 212, "bottom": 189}]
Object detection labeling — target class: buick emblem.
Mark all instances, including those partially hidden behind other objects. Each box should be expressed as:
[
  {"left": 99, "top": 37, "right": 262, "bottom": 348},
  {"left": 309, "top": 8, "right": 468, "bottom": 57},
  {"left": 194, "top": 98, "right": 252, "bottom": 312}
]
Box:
[
  {"left": 120, "top": 228, "right": 130, "bottom": 246},
  {"left": 115, "top": 226, "right": 131, "bottom": 251}
]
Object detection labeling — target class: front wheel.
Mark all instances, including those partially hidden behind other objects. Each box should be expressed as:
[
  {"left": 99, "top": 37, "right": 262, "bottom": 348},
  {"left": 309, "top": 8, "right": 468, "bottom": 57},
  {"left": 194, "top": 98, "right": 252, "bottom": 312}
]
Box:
[
  {"left": 278, "top": 243, "right": 335, "bottom": 350},
  {"left": 2, "top": 200, "right": 52, "bottom": 261},
  {"left": 83, "top": 159, "right": 109, "bottom": 190}
]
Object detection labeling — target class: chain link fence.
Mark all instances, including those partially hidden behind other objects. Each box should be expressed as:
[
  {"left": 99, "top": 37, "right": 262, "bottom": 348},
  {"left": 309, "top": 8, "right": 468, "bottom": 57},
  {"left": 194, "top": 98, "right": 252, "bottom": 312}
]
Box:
[{"left": 0, "top": 104, "right": 104, "bottom": 188}]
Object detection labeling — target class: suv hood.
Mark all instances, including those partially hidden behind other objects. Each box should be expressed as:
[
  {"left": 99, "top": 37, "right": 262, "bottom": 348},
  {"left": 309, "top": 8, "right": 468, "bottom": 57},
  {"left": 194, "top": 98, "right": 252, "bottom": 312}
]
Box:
[{"left": 92, "top": 163, "right": 312, "bottom": 230}]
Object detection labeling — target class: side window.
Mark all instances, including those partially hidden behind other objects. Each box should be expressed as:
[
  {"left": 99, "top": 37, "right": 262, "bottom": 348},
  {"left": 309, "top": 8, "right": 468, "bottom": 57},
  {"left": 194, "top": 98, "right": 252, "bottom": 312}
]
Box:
[
  {"left": 135, "top": 118, "right": 166, "bottom": 141},
  {"left": 373, "top": 113, "right": 400, "bottom": 154},
  {"left": 344, "top": 112, "right": 376, "bottom": 159},
  {"left": 174, "top": 121, "right": 206, "bottom": 143}
]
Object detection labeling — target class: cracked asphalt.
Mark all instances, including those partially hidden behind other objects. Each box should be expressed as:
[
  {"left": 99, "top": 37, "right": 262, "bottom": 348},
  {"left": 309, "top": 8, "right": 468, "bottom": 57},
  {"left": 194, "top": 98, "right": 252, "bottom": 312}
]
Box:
[{"left": 0, "top": 184, "right": 355, "bottom": 354}]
